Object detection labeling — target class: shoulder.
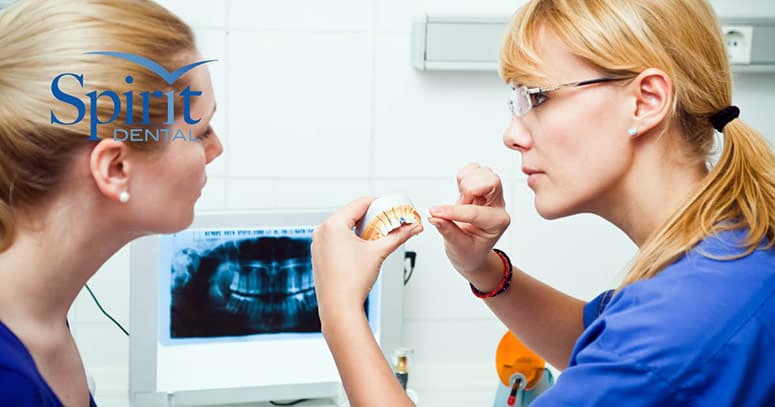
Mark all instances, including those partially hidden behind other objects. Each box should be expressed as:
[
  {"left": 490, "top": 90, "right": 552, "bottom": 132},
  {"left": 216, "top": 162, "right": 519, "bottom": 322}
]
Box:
[
  {"left": 0, "top": 322, "right": 61, "bottom": 405},
  {"left": 573, "top": 229, "right": 775, "bottom": 398},
  {"left": 0, "top": 368, "right": 49, "bottom": 405},
  {"left": 0, "top": 321, "right": 39, "bottom": 375}
]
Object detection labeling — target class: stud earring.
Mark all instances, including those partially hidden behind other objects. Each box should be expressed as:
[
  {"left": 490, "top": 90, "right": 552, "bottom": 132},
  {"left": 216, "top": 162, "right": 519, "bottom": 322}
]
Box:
[
  {"left": 119, "top": 191, "right": 130, "bottom": 203},
  {"left": 627, "top": 127, "right": 638, "bottom": 137}
]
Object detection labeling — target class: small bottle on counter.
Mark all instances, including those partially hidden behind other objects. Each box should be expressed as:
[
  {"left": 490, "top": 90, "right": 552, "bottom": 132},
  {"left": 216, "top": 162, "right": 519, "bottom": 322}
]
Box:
[{"left": 392, "top": 347, "right": 414, "bottom": 390}]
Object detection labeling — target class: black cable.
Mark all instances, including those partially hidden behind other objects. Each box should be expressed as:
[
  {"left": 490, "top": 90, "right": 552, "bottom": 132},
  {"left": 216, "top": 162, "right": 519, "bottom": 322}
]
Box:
[
  {"left": 403, "top": 251, "right": 417, "bottom": 286},
  {"left": 84, "top": 283, "right": 129, "bottom": 336},
  {"left": 269, "top": 399, "right": 311, "bottom": 406}
]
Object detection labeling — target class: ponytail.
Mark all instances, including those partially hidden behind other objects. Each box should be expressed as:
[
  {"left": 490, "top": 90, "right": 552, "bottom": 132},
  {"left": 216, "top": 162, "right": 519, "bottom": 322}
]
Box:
[{"left": 620, "top": 118, "right": 775, "bottom": 287}]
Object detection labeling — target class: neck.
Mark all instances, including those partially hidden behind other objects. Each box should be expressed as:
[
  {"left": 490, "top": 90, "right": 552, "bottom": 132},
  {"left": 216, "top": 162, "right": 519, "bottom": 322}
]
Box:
[
  {"left": 0, "top": 197, "right": 135, "bottom": 330},
  {"left": 594, "top": 134, "right": 709, "bottom": 247}
]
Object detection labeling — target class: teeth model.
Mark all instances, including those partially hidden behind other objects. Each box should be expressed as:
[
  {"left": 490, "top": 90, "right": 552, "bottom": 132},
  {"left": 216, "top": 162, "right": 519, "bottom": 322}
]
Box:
[{"left": 356, "top": 194, "right": 422, "bottom": 240}]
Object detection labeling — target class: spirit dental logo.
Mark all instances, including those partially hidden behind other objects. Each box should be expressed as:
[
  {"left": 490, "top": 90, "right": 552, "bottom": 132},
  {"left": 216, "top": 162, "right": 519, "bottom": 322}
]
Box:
[{"left": 50, "top": 52, "right": 216, "bottom": 142}]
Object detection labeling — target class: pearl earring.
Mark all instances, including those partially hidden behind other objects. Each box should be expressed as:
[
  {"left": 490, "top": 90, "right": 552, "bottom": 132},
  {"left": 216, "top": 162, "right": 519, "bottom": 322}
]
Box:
[
  {"left": 628, "top": 127, "right": 638, "bottom": 137},
  {"left": 119, "top": 191, "right": 130, "bottom": 203}
]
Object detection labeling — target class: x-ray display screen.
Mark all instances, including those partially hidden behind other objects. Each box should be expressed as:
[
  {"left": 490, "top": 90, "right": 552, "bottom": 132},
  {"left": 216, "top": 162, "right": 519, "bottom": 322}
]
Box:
[{"left": 158, "top": 226, "right": 374, "bottom": 344}]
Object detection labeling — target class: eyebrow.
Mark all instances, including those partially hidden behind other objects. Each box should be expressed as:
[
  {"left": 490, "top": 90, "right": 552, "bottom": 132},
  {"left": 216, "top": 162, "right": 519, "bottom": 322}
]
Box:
[
  {"left": 204, "top": 103, "right": 217, "bottom": 123},
  {"left": 195, "top": 104, "right": 217, "bottom": 135}
]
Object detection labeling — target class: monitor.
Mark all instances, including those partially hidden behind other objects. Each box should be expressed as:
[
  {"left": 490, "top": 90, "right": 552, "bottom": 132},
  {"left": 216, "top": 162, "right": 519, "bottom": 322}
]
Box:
[{"left": 129, "top": 210, "right": 405, "bottom": 406}]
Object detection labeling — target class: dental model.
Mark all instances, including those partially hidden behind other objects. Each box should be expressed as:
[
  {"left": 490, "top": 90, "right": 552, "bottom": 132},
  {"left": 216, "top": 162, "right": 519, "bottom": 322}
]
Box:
[{"left": 356, "top": 194, "right": 422, "bottom": 240}]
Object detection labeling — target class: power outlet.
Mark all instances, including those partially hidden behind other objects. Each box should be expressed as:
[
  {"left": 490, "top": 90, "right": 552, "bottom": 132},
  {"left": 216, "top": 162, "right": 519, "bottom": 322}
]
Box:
[{"left": 722, "top": 25, "right": 753, "bottom": 64}]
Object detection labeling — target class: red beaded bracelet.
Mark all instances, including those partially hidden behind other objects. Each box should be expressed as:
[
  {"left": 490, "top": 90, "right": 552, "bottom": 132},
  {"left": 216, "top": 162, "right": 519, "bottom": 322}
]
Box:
[{"left": 470, "top": 248, "right": 513, "bottom": 299}]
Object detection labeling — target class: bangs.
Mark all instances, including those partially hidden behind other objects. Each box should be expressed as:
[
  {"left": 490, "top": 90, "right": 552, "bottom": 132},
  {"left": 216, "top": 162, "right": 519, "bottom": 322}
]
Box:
[
  {"left": 499, "top": 0, "right": 645, "bottom": 87},
  {"left": 498, "top": 2, "right": 551, "bottom": 87}
]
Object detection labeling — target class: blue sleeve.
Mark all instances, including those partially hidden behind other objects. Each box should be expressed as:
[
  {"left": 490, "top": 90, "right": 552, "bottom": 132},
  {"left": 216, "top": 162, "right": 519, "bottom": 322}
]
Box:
[
  {"left": 533, "top": 287, "right": 685, "bottom": 406},
  {"left": 583, "top": 290, "right": 614, "bottom": 329},
  {"left": 0, "top": 369, "right": 47, "bottom": 405},
  {"left": 530, "top": 345, "right": 677, "bottom": 406}
]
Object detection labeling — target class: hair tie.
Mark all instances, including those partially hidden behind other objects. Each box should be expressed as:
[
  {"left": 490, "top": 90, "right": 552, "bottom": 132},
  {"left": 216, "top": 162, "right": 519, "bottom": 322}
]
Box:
[{"left": 710, "top": 105, "right": 740, "bottom": 132}]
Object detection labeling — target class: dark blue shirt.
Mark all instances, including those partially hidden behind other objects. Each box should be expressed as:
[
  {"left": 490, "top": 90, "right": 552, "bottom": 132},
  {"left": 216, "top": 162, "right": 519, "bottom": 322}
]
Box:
[
  {"left": 0, "top": 321, "right": 97, "bottom": 406},
  {"left": 533, "top": 229, "right": 775, "bottom": 406}
]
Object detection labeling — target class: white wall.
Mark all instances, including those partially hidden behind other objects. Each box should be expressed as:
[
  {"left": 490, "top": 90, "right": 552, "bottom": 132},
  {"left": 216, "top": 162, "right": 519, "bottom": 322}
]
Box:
[{"left": 67, "top": 1, "right": 775, "bottom": 406}]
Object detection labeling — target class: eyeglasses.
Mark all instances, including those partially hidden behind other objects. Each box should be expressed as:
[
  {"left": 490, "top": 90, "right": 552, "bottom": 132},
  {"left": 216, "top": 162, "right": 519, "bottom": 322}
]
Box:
[{"left": 508, "top": 77, "right": 632, "bottom": 117}]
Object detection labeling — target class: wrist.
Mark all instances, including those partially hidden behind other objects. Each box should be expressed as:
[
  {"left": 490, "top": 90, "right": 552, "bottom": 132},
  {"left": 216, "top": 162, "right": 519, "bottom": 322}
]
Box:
[
  {"left": 466, "top": 250, "right": 508, "bottom": 293},
  {"left": 320, "top": 303, "right": 366, "bottom": 334}
]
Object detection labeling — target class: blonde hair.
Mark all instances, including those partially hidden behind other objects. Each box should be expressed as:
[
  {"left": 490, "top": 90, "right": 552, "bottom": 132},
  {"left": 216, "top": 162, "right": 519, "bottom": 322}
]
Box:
[
  {"left": 500, "top": 0, "right": 775, "bottom": 287},
  {"left": 0, "top": 0, "right": 198, "bottom": 252}
]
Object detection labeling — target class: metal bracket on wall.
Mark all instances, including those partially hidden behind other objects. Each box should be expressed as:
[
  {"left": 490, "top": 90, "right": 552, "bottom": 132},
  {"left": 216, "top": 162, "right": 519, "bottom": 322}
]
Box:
[{"left": 411, "top": 15, "right": 775, "bottom": 74}]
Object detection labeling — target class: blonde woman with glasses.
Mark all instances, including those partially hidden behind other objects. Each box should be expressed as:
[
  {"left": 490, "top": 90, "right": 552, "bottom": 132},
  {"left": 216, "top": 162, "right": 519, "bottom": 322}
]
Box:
[
  {"left": 312, "top": 0, "right": 775, "bottom": 405},
  {"left": 0, "top": 0, "right": 223, "bottom": 404}
]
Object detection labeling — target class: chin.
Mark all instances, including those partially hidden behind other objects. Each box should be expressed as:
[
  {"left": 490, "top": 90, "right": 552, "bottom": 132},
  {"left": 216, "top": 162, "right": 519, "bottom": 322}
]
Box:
[
  {"left": 534, "top": 195, "right": 579, "bottom": 220},
  {"left": 178, "top": 209, "right": 196, "bottom": 230},
  {"left": 158, "top": 210, "right": 196, "bottom": 234}
]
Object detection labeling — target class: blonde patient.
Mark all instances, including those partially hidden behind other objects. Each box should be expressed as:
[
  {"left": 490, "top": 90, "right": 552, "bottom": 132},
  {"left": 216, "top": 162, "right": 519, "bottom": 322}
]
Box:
[
  {"left": 312, "top": 0, "right": 775, "bottom": 405},
  {"left": 0, "top": 0, "right": 222, "bottom": 405}
]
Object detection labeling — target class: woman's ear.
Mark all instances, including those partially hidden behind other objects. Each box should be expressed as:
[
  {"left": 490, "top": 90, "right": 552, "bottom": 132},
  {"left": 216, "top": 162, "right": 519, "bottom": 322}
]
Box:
[
  {"left": 628, "top": 68, "right": 673, "bottom": 137},
  {"left": 89, "top": 139, "right": 132, "bottom": 203}
]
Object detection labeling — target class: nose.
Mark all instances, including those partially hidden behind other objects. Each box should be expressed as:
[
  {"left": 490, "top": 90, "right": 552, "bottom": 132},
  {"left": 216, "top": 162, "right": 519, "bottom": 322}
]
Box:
[
  {"left": 502, "top": 116, "right": 533, "bottom": 152},
  {"left": 205, "top": 131, "right": 224, "bottom": 164}
]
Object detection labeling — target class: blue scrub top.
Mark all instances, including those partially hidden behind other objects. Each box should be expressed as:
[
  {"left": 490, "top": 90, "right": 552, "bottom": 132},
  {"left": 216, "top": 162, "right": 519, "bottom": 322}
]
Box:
[
  {"left": 533, "top": 229, "right": 775, "bottom": 406},
  {"left": 0, "top": 321, "right": 97, "bottom": 406}
]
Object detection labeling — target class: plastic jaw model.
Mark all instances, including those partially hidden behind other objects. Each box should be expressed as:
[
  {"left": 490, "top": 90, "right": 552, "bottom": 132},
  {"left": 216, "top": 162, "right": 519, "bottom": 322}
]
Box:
[{"left": 356, "top": 194, "right": 422, "bottom": 240}]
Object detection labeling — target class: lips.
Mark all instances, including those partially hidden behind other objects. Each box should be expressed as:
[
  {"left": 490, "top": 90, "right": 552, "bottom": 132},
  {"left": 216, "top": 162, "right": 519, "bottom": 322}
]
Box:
[
  {"left": 522, "top": 166, "right": 545, "bottom": 189},
  {"left": 522, "top": 167, "right": 544, "bottom": 176}
]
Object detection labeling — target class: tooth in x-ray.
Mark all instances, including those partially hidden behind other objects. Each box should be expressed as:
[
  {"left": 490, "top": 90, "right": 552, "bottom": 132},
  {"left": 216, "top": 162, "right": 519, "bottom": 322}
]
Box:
[{"left": 169, "top": 235, "right": 350, "bottom": 338}]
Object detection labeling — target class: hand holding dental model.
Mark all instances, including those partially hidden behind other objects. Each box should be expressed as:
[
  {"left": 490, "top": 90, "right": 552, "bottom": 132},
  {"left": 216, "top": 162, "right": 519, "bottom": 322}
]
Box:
[
  {"left": 311, "top": 196, "right": 422, "bottom": 406},
  {"left": 312, "top": 196, "right": 422, "bottom": 320},
  {"left": 312, "top": 174, "right": 510, "bottom": 406}
]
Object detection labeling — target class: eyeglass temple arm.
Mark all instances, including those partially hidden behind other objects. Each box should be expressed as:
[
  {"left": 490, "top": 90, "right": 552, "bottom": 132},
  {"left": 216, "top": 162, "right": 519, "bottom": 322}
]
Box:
[{"left": 534, "top": 77, "right": 632, "bottom": 94}]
